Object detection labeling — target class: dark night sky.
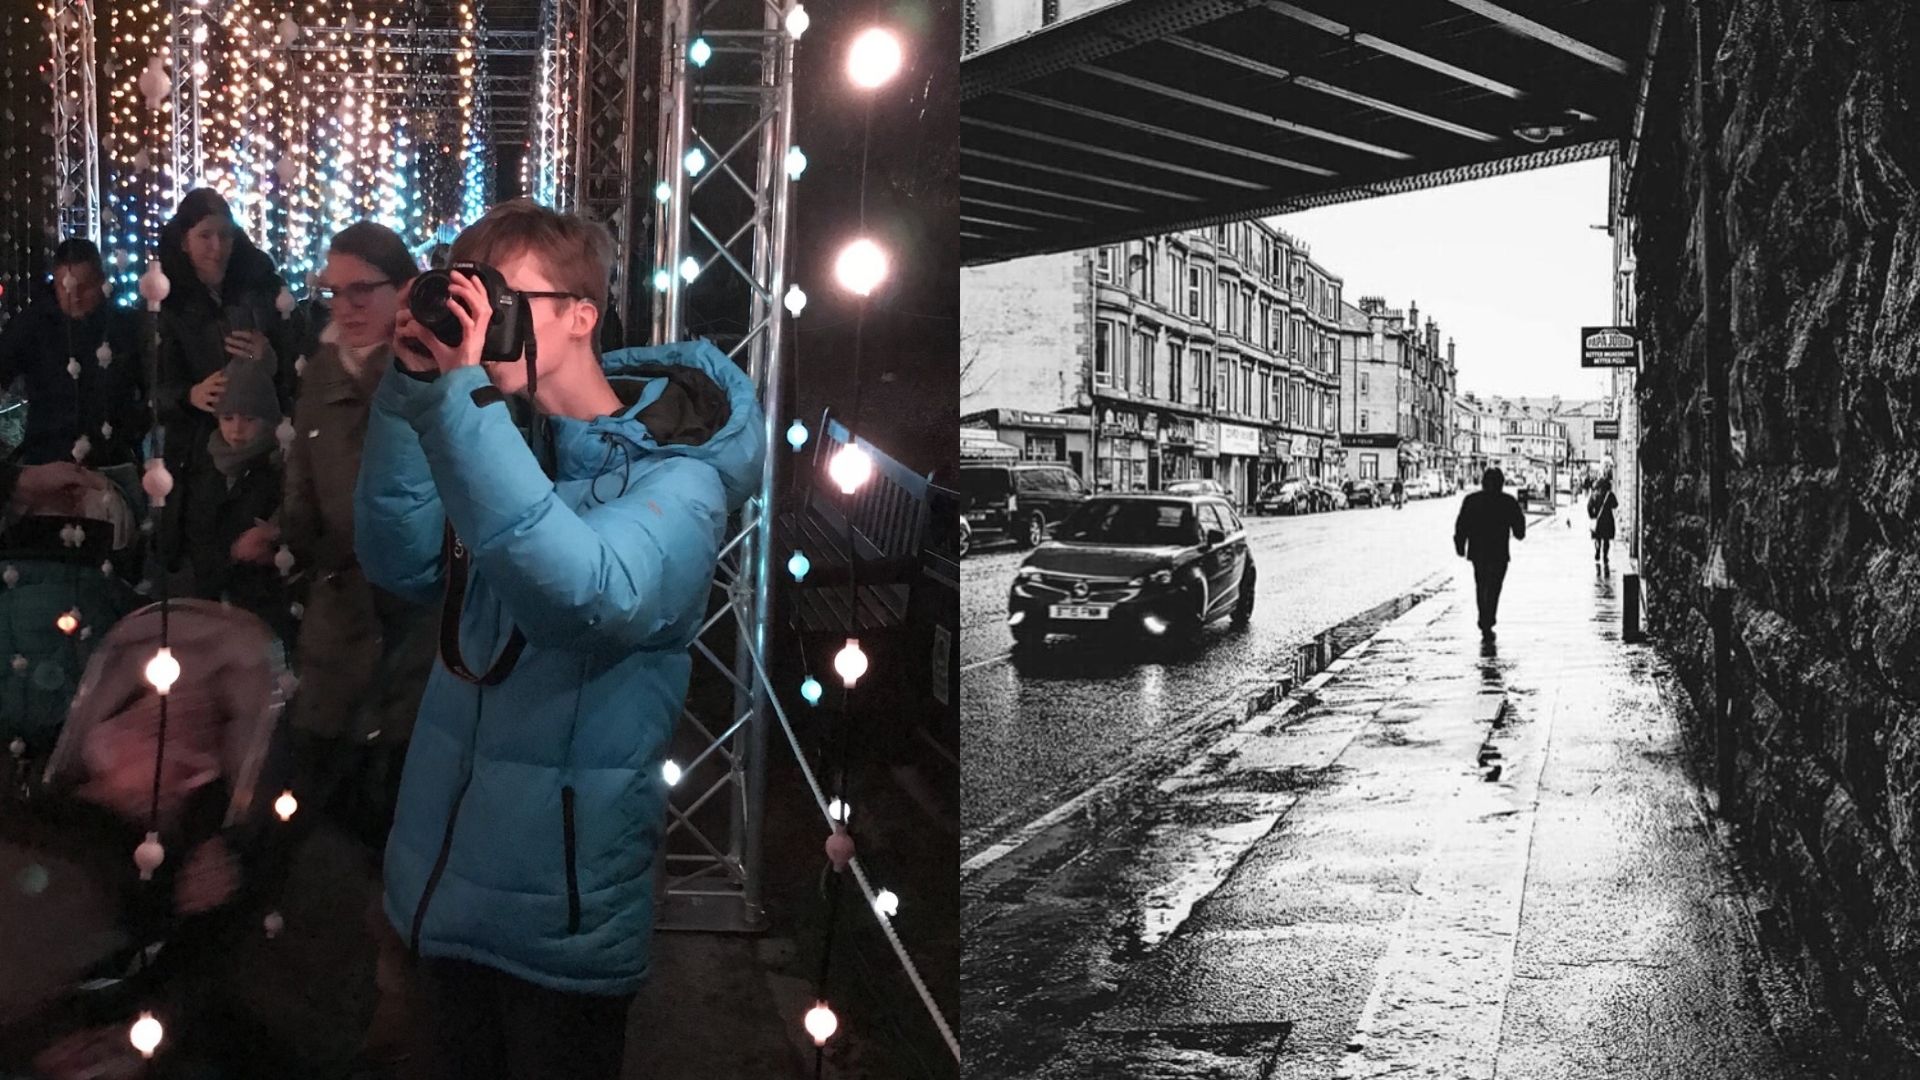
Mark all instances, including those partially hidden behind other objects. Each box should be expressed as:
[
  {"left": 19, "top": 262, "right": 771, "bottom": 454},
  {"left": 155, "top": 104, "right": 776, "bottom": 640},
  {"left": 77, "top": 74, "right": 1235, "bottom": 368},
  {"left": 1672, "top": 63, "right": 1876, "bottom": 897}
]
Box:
[{"left": 786, "top": 0, "right": 958, "bottom": 485}]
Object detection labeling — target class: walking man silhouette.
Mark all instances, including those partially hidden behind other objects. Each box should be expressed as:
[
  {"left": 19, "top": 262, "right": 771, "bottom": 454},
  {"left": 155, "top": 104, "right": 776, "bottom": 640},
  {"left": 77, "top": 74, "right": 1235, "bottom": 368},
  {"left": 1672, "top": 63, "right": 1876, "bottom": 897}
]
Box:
[{"left": 1454, "top": 467, "right": 1527, "bottom": 640}]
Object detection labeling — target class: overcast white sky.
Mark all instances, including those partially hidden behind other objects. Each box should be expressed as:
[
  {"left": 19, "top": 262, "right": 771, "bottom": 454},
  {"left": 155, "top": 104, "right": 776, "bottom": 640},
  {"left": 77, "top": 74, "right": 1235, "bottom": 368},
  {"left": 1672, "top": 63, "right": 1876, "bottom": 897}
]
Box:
[{"left": 1270, "top": 157, "right": 1617, "bottom": 401}]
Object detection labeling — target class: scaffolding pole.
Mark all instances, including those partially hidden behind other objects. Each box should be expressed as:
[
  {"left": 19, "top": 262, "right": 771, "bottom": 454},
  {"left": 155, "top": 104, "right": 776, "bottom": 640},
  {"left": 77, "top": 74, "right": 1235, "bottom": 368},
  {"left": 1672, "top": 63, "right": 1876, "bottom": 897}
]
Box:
[
  {"left": 48, "top": 0, "right": 102, "bottom": 247},
  {"left": 651, "top": 0, "right": 796, "bottom": 933}
]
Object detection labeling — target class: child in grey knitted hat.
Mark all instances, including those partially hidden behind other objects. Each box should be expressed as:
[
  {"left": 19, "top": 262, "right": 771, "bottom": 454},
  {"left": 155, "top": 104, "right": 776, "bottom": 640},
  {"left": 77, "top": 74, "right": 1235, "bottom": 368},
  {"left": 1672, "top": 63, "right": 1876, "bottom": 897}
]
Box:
[{"left": 181, "top": 357, "right": 291, "bottom": 639}]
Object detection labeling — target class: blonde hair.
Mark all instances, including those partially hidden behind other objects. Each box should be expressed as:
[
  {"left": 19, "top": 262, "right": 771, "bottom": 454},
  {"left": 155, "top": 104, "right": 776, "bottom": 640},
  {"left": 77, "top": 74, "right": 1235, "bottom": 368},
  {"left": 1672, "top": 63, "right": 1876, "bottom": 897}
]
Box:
[{"left": 449, "top": 199, "right": 614, "bottom": 313}]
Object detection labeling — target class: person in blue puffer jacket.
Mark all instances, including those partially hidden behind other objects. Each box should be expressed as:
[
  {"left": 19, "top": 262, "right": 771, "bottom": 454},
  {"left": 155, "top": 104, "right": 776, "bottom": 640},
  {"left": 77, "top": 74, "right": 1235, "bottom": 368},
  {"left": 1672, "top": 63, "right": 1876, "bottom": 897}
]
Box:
[{"left": 352, "top": 200, "right": 764, "bottom": 1079}]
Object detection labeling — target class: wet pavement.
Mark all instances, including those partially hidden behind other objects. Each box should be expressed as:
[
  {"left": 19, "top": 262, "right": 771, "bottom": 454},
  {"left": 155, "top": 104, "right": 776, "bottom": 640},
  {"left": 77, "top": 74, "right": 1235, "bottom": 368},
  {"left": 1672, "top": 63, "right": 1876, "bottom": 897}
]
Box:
[
  {"left": 962, "top": 499, "right": 1472, "bottom": 844},
  {"left": 961, "top": 504, "right": 1824, "bottom": 1079}
]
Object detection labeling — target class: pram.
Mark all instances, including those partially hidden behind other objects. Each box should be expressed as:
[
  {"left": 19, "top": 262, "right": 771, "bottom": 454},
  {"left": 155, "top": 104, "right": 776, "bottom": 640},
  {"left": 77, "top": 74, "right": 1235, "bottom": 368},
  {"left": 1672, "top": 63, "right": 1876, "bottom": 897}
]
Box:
[
  {"left": 0, "top": 474, "right": 145, "bottom": 763},
  {"left": 0, "top": 599, "right": 299, "bottom": 1079}
]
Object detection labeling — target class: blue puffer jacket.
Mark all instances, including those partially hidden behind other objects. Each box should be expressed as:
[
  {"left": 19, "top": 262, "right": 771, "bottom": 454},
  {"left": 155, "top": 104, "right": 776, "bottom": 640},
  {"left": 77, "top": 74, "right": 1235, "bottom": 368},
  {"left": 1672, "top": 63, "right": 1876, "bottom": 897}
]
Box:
[{"left": 354, "top": 341, "right": 763, "bottom": 994}]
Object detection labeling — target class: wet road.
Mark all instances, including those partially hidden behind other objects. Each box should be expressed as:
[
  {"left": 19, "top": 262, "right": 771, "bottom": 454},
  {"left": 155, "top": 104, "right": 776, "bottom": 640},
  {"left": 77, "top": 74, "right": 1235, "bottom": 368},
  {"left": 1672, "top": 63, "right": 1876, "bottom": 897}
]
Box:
[
  {"left": 960, "top": 508, "right": 1826, "bottom": 1079},
  {"left": 962, "top": 498, "right": 1475, "bottom": 845}
]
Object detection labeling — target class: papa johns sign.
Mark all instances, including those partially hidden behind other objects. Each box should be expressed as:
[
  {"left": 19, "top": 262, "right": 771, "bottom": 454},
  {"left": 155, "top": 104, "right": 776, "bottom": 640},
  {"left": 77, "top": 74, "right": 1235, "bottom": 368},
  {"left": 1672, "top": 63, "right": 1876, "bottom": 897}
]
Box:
[{"left": 1581, "top": 326, "right": 1640, "bottom": 368}]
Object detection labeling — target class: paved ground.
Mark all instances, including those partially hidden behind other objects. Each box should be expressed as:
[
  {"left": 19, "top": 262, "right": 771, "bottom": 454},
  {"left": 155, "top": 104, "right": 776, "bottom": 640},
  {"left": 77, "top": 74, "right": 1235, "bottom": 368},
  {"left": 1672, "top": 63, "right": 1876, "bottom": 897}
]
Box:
[
  {"left": 962, "top": 498, "right": 1470, "bottom": 844},
  {"left": 961, "top": 504, "right": 1831, "bottom": 1079}
]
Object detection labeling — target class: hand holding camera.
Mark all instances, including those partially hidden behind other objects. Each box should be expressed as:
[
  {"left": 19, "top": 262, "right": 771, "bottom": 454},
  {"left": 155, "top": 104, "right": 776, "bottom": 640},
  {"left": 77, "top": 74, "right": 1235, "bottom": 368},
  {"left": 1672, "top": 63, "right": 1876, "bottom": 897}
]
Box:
[{"left": 393, "top": 262, "right": 530, "bottom": 375}]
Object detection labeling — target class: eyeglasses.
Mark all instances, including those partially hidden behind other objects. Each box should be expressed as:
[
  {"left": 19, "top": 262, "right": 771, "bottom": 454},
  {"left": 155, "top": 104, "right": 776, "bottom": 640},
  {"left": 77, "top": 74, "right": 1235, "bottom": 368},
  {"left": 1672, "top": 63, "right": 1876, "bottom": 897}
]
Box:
[
  {"left": 316, "top": 280, "right": 394, "bottom": 306},
  {"left": 518, "top": 290, "right": 588, "bottom": 304}
]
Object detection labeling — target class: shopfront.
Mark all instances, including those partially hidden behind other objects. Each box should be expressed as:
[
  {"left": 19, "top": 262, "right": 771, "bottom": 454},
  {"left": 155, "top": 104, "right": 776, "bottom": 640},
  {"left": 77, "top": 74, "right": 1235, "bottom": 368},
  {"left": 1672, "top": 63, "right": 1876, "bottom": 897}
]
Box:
[
  {"left": 1219, "top": 422, "right": 1261, "bottom": 508},
  {"left": 959, "top": 408, "right": 1091, "bottom": 476}
]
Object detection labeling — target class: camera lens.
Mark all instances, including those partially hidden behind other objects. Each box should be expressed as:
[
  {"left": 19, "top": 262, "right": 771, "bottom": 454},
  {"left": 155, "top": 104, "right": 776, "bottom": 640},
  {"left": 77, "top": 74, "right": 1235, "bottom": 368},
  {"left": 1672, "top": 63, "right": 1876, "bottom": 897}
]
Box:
[{"left": 408, "top": 269, "right": 464, "bottom": 347}]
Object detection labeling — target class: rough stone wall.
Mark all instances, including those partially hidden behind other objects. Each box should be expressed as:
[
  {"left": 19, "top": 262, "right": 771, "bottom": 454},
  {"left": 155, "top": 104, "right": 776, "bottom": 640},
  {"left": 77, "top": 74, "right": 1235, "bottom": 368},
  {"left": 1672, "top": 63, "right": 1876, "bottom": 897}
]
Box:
[{"left": 1630, "top": 1, "right": 1920, "bottom": 1072}]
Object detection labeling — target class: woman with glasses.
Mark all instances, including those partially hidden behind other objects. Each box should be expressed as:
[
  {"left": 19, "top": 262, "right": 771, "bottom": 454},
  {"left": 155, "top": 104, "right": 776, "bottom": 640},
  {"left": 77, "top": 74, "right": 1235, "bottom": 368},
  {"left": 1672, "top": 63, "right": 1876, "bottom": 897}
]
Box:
[{"left": 265, "top": 221, "right": 437, "bottom": 1078}]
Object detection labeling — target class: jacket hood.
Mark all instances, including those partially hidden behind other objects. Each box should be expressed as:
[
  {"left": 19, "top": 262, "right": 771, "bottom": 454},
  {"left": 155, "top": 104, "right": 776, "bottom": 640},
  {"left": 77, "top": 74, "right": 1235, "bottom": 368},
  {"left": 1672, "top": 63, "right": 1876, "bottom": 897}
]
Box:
[{"left": 546, "top": 340, "right": 765, "bottom": 511}]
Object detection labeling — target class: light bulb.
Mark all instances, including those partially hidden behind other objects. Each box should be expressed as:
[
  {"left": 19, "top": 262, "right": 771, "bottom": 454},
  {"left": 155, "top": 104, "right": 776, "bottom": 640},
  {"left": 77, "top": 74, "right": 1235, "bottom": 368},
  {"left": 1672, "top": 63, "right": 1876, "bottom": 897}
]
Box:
[
  {"left": 683, "top": 148, "right": 706, "bottom": 176},
  {"left": 785, "top": 145, "right": 807, "bottom": 180},
  {"left": 679, "top": 257, "right": 700, "bottom": 283},
  {"left": 834, "top": 639, "right": 868, "bottom": 687},
  {"left": 134, "top": 832, "right": 165, "bottom": 879},
  {"left": 145, "top": 647, "right": 180, "bottom": 695},
  {"left": 801, "top": 676, "right": 823, "bottom": 706},
  {"left": 689, "top": 37, "right": 712, "bottom": 66},
  {"left": 274, "top": 789, "right": 298, "bottom": 821},
  {"left": 654, "top": 180, "right": 671, "bottom": 203},
  {"left": 786, "top": 419, "right": 810, "bottom": 450},
  {"left": 873, "top": 888, "right": 899, "bottom": 917},
  {"left": 828, "top": 797, "right": 849, "bottom": 822},
  {"left": 56, "top": 611, "right": 78, "bottom": 635},
  {"left": 662, "top": 760, "right": 682, "bottom": 786},
  {"left": 788, "top": 551, "right": 811, "bottom": 582},
  {"left": 653, "top": 269, "right": 672, "bottom": 292},
  {"left": 829, "top": 445, "right": 874, "bottom": 495},
  {"left": 833, "top": 239, "right": 888, "bottom": 296},
  {"left": 129, "top": 1012, "right": 163, "bottom": 1057},
  {"left": 784, "top": 285, "right": 808, "bottom": 317},
  {"left": 785, "top": 3, "right": 810, "bottom": 39},
  {"left": 847, "top": 28, "right": 903, "bottom": 89},
  {"left": 804, "top": 1002, "right": 838, "bottom": 1045}
]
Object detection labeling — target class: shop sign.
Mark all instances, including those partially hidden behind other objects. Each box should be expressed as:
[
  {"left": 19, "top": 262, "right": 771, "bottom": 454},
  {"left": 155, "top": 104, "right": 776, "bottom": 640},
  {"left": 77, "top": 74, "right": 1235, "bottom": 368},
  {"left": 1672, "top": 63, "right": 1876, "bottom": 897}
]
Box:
[
  {"left": 1580, "top": 326, "right": 1640, "bottom": 368},
  {"left": 1594, "top": 419, "right": 1621, "bottom": 439},
  {"left": 1300, "top": 436, "right": 1322, "bottom": 458},
  {"left": 1194, "top": 421, "right": 1219, "bottom": 458},
  {"left": 1219, "top": 423, "right": 1261, "bottom": 457},
  {"left": 1342, "top": 432, "right": 1400, "bottom": 449}
]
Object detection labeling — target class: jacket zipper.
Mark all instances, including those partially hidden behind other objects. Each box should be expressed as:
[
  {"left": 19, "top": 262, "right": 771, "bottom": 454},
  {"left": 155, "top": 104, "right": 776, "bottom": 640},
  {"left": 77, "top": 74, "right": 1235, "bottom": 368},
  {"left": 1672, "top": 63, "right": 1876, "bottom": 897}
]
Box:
[
  {"left": 561, "top": 786, "right": 582, "bottom": 934},
  {"left": 410, "top": 698, "right": 481, "bottom": 957}
]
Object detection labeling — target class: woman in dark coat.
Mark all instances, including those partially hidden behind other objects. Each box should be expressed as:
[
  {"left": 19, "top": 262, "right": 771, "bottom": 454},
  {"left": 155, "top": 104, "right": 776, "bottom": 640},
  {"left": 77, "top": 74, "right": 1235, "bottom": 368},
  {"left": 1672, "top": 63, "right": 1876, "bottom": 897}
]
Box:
[
  {"left": 153, "top": 189, "right": 296, "bottom": 573},
  {"left": 238, "top": 221, "right": 436, "bottom": 1074},
  {"left": 1587, "top": 477, "right": 1619, "bottom": 571}
]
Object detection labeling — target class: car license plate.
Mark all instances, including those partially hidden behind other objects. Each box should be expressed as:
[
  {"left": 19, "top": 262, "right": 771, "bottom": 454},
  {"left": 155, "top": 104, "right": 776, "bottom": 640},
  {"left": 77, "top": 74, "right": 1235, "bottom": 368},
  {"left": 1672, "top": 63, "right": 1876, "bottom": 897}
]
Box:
[
  {"left": 966, "top": 511, "right": 989, "bottom": 521},
  {"left": 1050, "top": 604, "right": 1109, "bottom": 621}
]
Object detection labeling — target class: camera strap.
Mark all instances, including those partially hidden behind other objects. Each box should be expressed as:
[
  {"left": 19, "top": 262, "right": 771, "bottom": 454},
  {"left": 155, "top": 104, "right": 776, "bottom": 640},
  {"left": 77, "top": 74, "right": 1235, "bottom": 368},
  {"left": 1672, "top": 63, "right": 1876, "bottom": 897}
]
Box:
[{"left": 439, "top": 521, "right": 526, "bottom": 685}]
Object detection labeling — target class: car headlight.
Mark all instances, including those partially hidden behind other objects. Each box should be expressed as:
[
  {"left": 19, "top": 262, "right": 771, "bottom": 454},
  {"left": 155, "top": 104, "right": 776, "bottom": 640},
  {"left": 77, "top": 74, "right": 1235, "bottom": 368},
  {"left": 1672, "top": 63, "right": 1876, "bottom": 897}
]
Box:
[
  {"left": 1150, "top": 569, "right": 1173, "bottom": 585},
  {"left": 1015, "top": 567, "right": 1041, "bottom": 582}
]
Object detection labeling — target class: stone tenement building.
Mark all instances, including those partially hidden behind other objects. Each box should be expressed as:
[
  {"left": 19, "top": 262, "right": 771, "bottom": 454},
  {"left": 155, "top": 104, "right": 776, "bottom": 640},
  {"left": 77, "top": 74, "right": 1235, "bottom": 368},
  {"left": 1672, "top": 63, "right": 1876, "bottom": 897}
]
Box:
[
  {"left": 1334, "top": 297, "right": 1459, "bottom": 486},
  {"left": 961, "top": 220, "right": 1346, "bottom": 501},
  {"left": 1628, "top": 2, "right": 1919, "bottom": 1069}
]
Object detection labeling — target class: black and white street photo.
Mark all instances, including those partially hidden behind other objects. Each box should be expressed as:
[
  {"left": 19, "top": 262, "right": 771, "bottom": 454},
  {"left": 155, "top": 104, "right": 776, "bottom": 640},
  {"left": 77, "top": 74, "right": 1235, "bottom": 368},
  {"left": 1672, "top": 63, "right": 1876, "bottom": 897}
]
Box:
[{"left": 959, "top": 1, "right": 1920, "bottom": 1077}]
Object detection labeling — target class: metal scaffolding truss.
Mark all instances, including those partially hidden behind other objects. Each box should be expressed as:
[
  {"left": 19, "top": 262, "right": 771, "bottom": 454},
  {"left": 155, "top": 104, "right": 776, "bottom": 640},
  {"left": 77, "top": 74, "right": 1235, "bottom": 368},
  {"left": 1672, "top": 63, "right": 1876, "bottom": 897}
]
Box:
[
  {"left": 47, "top": 0, "right": 103, "bottom": 246},
  {"left": 570, "top": 0, "right": 651, "bottom": 336},
  {"left": 167, "top": 1, "right": 211, "bottom": 203},
  {"left": 650, "top": 0, "right": 796, "bottom": 933},
  {"left": 533, "top": 0, "right": 582, "bottom": 207}
]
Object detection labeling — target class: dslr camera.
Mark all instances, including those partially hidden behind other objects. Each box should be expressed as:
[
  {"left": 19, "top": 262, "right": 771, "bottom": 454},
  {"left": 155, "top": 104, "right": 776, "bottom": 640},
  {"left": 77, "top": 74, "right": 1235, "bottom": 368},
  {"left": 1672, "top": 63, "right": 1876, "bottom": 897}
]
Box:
[{"left": 407, "top": 262, "right": 531, "bottom": 363}]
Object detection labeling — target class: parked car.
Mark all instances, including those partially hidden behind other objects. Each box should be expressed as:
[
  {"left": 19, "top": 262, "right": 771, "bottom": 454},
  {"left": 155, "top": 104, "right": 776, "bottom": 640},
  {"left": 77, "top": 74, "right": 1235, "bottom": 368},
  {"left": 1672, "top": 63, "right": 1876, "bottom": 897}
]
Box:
[
  {"left": 1344, "top": 480, "right": 1378, "bottom": 508},
  {"left": 1317, "top": 481, "right": 1348, "bottom": 511},
  {"left": 1255, "top": 479, "right": 1310, "bottom": 516},
  {"left": 960, "top": 462, "right": 1089, "bottom": 549},
  {"left": 1405, "top": 476, "right": 1433, "bottom": 500},
  {"left": 1007, "top": 494, "right": 1256, "bottom": 647},
  {"left": 1165, "top": 478, "right": 1234, "bottom": 503}
]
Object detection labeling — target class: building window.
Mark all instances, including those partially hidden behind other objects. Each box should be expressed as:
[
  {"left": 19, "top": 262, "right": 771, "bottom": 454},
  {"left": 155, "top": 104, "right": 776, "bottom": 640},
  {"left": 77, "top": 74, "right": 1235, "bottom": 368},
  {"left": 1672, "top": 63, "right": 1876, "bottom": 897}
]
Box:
[
  {"left": 1186, "top": 266, "right": 1202, "bottom": 318},
  {"left": 1242, "top": 288, "right": 1255, "bottom": 342},
  {"left": 1360, "top": 411, "right": 1369, "bottom": 432},
  {"left": 1219, "top": 279, "right": 1232, "bottom": 335},
  {"left": 1095, "top": 322, "right": 1114, "bottom": 386},
  {"left": 1191, "top": 348, "right": 1209, "bottom": 404},
  {"left": 1136, "top": 331, "right": 1155, "bottom": 396},
  {"left": 1168, "top": 344, "right": 1184, "bottom": 404},
  {"left": 1243, "top": 363, "right": 1254, "bottom": 416},
  {"left": 1361, "top": 371, "right": 1370, "bottom": 396},
  {"left": 1216, "top": 366, "right": 1231, "bottom": 413},
  {"left": 1360, "top": 453, "right": 1378, "bottom": 480},
  {"left": 1025, "top": 434, "right": 1063, "bottom": 461},
  {"left": 1269, "top": 376, "right": 1281, "bottom": 420},
  {"left": 1141, "top": 241, "right": 1157, "bottom": 302},
  {"left": 1097, "top": 247, "right": 1113, "bottom": 282}
]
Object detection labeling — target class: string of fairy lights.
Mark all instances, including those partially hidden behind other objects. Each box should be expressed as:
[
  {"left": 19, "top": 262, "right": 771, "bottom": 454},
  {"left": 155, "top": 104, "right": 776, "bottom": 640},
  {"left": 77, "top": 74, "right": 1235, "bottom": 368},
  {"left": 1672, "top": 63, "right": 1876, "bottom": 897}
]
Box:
[
  {"left": 651, "top": 5, "right": 947, "bottom": 1068},
  {"left": 91, "top": 0, "right": 490, "bottom": 303}
]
